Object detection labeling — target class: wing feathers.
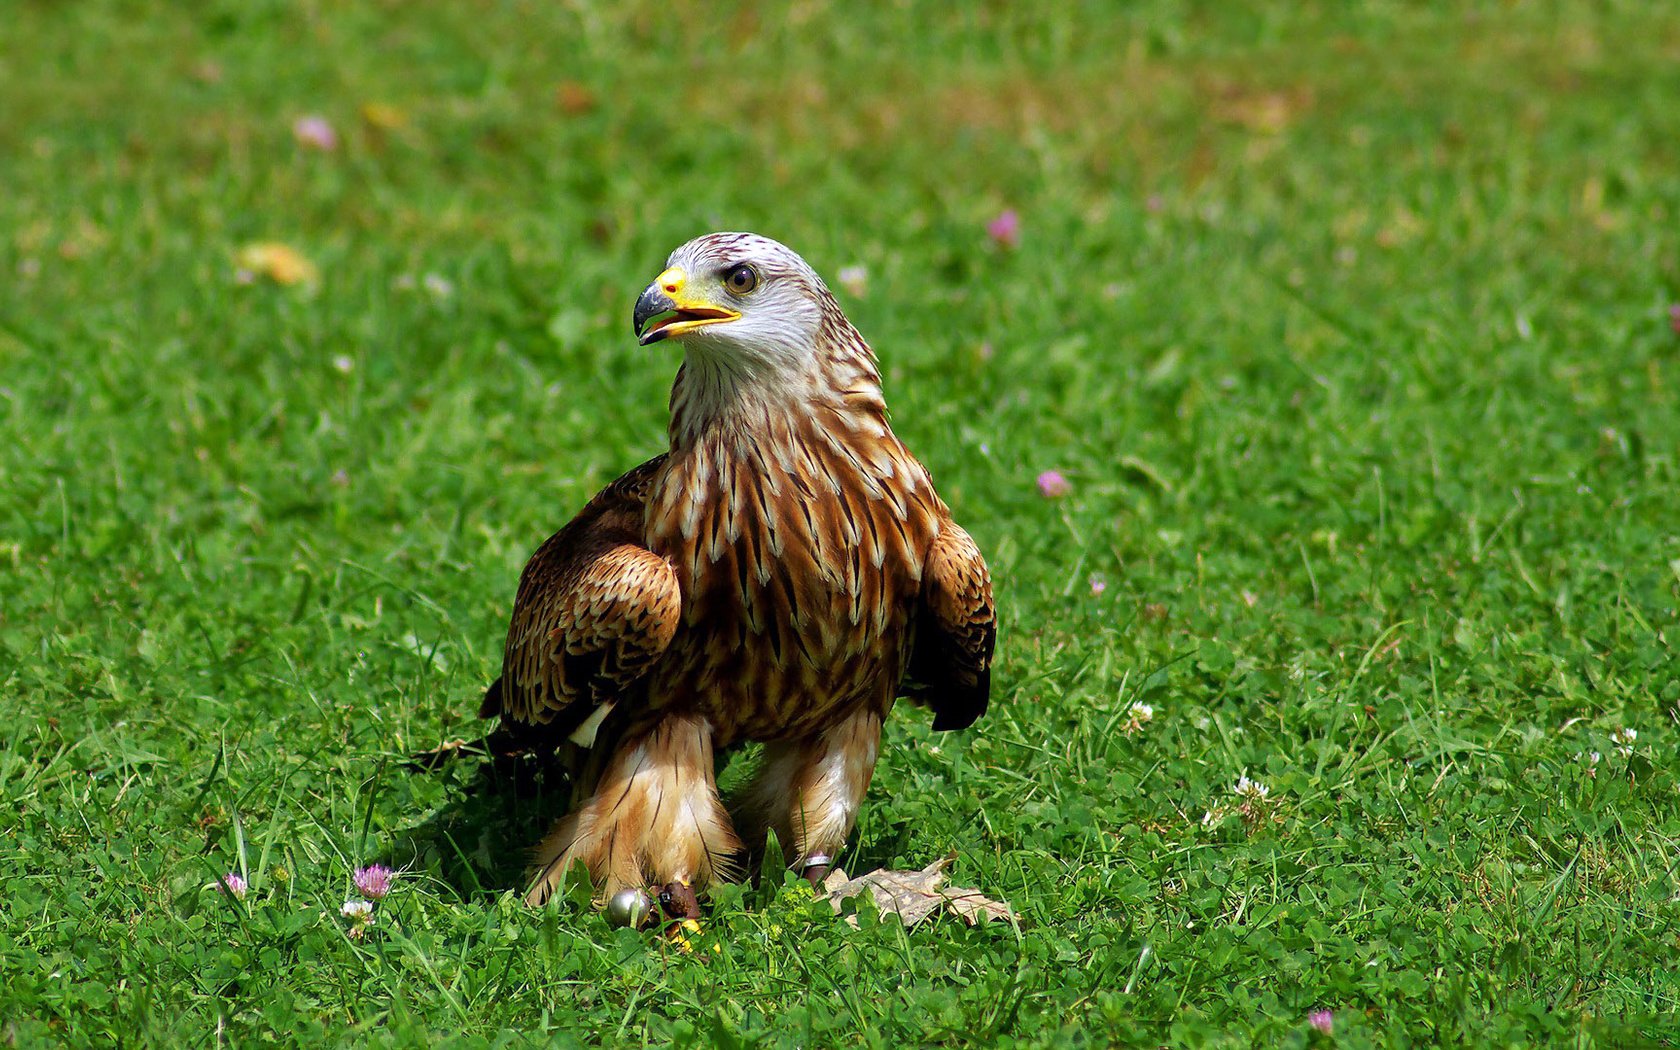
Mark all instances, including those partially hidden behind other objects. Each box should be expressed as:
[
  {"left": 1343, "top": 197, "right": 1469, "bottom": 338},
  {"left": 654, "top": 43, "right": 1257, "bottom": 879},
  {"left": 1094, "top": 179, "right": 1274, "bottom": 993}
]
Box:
[
  {"left": 907, "top": 520, "right": 997, "bottom": 731},
  {"left": 490, "top": 457, "right": 681, "bottom": 745}
]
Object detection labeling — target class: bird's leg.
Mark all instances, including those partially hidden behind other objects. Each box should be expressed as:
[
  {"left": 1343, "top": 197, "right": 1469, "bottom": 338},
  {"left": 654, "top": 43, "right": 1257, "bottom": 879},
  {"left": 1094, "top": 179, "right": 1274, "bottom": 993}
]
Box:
[
  {"left": 735, "top": 707, "right": 883, "bottom": 886},
  {"left": 524, "top": 715, "right": 742, "bottom": 906},
  {"left": 799, "top": 853, "right": 834, "bottom": 887}
]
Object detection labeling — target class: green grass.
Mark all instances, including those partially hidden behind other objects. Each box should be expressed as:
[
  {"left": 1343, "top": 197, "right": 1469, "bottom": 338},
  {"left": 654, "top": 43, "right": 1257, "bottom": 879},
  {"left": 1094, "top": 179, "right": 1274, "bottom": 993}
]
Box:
[{"left": 3, "top": 1, "right": 1679, "bottom": 1046}]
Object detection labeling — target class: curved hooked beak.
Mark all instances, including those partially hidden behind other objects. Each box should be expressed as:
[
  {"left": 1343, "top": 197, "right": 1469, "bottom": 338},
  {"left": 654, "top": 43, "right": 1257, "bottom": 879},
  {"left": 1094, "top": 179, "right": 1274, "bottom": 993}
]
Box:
[{"left": 632, "top": 266, "right": 741, "bottom": 346}]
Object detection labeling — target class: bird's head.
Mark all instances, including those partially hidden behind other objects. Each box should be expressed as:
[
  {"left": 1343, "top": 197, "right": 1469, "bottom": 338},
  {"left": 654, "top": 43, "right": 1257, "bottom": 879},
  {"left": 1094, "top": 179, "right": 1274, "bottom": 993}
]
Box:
[{"left": 632, "top": 232, "right": 833, "bottom": 376}]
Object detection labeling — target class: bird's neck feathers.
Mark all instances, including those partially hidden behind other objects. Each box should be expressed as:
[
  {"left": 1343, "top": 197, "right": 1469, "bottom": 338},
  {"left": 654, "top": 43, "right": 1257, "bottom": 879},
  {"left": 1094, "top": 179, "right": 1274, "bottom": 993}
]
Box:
[{"left": 667, "top": 304, "right": 887, "bottom": 451}]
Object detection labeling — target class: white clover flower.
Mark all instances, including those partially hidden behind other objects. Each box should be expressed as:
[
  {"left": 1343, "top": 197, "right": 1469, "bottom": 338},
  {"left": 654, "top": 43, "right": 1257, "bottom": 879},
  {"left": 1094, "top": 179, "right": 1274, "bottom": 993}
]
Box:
[
  {"left": 1234, "top": 775, "right": 1270, "bottom": 800},
  {"left": 340, "top": 899, "right": 374, "bottom": 922},
  {"left": 1612, "top": 728, "right": 1637, "bottom": 756},
  {"left": 1121, "top": 701, "right": 1155, "bottom": 736}
]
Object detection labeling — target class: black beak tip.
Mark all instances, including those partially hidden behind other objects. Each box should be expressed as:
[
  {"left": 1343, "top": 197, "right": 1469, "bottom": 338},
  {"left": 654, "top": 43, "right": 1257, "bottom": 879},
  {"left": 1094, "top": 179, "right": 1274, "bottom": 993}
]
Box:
[{"left": 633, "top": 284, "right": 676, "bottom": 344}]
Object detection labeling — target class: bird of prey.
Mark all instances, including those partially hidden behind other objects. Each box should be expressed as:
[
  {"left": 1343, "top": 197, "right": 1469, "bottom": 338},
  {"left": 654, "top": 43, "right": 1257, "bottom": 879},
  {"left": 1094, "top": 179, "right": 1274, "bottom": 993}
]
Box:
[{"left": 479, "top": 232, "right": 996, "bottom": 909}]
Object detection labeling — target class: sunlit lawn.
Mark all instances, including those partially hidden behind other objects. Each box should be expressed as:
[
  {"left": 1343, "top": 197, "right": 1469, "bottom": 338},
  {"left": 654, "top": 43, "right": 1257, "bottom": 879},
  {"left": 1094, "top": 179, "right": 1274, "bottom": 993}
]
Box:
[{"left": 3, "top": 3, "right": 1679, "bottom": 1046}]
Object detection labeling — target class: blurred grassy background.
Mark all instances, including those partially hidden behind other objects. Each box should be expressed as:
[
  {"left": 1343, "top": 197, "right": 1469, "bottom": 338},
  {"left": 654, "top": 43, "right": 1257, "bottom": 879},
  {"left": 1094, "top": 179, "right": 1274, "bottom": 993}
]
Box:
[{"left": 2, "top": 2, "right": 1678, "bottom": 1046}]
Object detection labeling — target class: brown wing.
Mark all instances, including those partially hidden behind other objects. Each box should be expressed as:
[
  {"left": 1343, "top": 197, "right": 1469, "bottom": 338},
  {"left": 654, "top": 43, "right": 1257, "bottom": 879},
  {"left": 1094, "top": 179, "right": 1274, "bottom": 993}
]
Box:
[
  {"left": 904, "top": 519, "right": 996, "bottom": 731},
  {"left": 481, "top": 456, "right": 680, "bottom": 747}
]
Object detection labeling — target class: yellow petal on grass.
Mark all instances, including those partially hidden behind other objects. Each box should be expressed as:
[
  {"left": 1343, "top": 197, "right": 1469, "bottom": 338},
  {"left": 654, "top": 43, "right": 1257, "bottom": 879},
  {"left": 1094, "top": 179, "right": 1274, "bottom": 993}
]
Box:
[
  {"left": 361, "top": 102, "right": 407, "bottom": 130},
  {"left": 236, "top": 243, "right": 319, "bottom": 287}
]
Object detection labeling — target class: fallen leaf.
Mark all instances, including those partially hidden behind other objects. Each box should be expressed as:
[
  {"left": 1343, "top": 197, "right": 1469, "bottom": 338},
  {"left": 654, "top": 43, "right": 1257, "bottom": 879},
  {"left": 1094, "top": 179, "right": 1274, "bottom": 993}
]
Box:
[
  {"left": 823, "top": 854, "right": 1018, "bottom": 929},
  {"left": 943, "top": 886, "right": 1018, "bottom": 925}
]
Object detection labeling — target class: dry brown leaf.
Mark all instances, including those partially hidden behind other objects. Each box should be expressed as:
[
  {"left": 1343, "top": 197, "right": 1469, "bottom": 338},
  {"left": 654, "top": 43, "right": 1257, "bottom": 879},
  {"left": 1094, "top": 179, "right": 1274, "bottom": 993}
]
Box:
[
  {"left": 555, "top": 81, "right": 598, "bottom": 116},
  {"left": 942, "top": 886, "right": 1018, "bottom": 925},
  {"left": 823, "top": 854, "right": 1018, "bottom": 929}
]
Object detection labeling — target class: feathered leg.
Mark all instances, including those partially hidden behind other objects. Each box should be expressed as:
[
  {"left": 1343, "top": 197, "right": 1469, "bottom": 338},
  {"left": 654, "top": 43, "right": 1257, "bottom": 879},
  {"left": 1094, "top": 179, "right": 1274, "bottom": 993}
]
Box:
[
  {"left": 524, "top": 714, "right": 742, "bottom": 906},
  {"left": 736, "top": 706, "right": 883, "bottom": 882}
]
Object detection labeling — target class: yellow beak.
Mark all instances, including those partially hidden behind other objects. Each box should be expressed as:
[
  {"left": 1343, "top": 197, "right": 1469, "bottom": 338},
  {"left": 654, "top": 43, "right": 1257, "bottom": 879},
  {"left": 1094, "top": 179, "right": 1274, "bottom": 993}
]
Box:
[{"left": 632, "top": 266, "right": 741, "bottom": 345}]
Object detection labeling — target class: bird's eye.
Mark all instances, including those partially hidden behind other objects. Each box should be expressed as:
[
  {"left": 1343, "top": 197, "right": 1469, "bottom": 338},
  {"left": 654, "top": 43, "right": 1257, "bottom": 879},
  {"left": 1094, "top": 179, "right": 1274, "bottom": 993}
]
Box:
[{"left": 723, "top": 264, "right": 758, "bottom": 295}]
